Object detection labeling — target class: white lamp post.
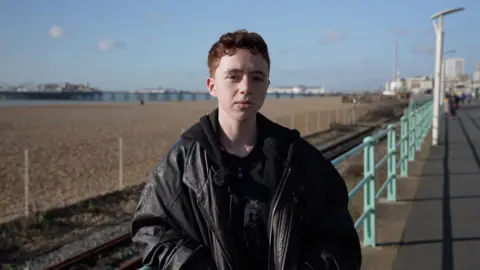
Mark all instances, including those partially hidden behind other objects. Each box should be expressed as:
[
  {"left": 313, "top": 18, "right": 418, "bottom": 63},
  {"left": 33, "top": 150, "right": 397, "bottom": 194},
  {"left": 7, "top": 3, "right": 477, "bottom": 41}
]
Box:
[{"left": 431, "top": 7, "right": 465, "bottom": 146}]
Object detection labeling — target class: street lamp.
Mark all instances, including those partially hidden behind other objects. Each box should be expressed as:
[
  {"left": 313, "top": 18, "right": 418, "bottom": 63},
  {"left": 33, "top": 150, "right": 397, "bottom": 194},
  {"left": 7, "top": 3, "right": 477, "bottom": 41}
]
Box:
[{"left": 431, "top": 7, "right": 465, "bottom": 146}]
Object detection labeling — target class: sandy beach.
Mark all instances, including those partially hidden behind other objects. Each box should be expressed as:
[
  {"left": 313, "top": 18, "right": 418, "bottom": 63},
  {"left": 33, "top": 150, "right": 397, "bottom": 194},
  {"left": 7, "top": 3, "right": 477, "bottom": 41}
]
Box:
[{"left": 0, "top": 97, "right": 372, "bottom": 222}]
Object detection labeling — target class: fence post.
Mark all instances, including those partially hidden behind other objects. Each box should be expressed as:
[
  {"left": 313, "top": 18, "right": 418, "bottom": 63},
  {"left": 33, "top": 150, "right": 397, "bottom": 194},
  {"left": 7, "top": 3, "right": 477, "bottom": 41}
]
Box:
[
  {"left": 423, "top": 103, "right": 432, "bottom": 141},
  {"left": 327, "top": 110, "right": 331, "bottom": 128},
  {"left": 427, "top": 103, "right": 432, "bottom": 137},
  {"left": 305, "top": 113, "right": 309, "bottom": 134},
  {"left": 421, "top": 104, "right": 428, "bottom": 143},
  {"left": 418, "top": 106, "right": 424, "bottom": 145},
  {"left": 352, "top": 102, "right": 357, "bottom": 125},
  {"left": 24, "top": 148, "right": 30, "bottom": 217},
  {"left": 387, "top": 124, "right": 397, "bottom": 201},
  {"left": 416, "top": 108, "right": 422, "bottom": 151},
  {"left": 119, "top": 137, "right": 123, "bottom": 189},
  {"left": 363, "top": 136, "right": 376, "bottom": 247},
  {"left": 400, "top": 116, "right": 408, "bottom": 177},
  {"left": 316, "top": 111, "right": 321, "bottom": 131},
  {"left": 408, "top": 109, "right": 416, "bottom": 161},
  {"left": 429, "top": 102, "right": 433, "bottom": 130}
]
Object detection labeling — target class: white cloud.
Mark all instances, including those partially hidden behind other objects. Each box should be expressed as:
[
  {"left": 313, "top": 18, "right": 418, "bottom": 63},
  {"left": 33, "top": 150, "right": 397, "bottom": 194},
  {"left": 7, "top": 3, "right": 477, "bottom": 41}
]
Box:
[
  {"left": 388, "top": 27, "right": 409, "bottom": 37},
  {"left": 49, "top": 25, "right": 66, "bottom": 38},
  {"left": 148, "top": 13, "right": 160, "bottom": 21},
  {"left": 411, "top": 44, "right": 434, "bottom": 55},
  {"left": 418, "top": 28, "right": 434, "bottom": 38},
  {"left": 97, "top": 38, "right": 125, "bottom": 51},
  {"left": 322, "top": 30, "right": 344, "bottom": 45}
]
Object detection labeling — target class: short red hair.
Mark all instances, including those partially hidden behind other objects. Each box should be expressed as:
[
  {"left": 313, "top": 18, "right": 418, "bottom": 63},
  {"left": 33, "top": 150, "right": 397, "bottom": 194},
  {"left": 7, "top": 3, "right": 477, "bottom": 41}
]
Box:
[{"left": 207, "top": 29, "right": 270, "bottom": 77}]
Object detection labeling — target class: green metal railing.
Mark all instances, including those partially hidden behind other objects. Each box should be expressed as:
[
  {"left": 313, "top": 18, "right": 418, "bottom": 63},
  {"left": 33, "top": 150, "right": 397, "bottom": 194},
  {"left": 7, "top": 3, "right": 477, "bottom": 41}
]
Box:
[
  {"left": 331, "top": 98, "right": 433, "bottom": 247},
  {"left": 137, "top": 99, "right": 433, "bottom": 269}
]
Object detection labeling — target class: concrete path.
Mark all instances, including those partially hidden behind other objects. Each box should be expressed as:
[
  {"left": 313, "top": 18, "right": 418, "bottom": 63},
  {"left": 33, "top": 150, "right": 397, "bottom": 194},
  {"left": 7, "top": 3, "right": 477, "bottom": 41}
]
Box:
[{"left": 392, "top": 103, "right": 480, "bottom": 270}]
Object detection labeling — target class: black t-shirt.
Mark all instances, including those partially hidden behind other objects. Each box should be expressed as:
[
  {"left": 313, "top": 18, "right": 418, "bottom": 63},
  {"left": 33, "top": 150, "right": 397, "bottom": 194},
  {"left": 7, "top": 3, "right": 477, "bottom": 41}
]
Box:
[{"left": 222, "top": 141, "right": 274, "bottom": 270}]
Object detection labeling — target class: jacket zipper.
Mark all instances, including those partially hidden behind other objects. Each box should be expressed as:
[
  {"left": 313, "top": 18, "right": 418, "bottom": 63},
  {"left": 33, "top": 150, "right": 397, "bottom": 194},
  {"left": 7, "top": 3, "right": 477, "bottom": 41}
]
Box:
[
  {"left": 268, "top": 167, "right": 291, "bottom": 270},
  {"left": 198, "top": 206, "right": 234, "bottom": 270}
]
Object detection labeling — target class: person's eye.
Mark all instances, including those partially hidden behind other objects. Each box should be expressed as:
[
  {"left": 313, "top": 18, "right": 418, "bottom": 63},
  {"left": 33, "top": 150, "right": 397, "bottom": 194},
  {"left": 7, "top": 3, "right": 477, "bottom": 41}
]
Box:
[{"left": 227, "top": 74, "right": 241, "bottom": 81}]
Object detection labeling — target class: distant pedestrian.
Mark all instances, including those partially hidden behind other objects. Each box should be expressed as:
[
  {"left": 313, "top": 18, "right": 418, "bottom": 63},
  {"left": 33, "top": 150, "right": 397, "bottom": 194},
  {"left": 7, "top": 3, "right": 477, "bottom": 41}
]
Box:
[
  {"left": 444, "top": 94, "right": 450, "bottom": 115},
  {"left": 449, "top": 95, "right": 457, "bottom": 118}
]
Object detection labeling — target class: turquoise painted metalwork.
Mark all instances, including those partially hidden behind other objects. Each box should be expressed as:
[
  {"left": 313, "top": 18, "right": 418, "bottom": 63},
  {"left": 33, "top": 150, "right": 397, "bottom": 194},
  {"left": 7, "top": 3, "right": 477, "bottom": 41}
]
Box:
[
  {"left": 137, "top": 98, "right": 434, "bottom": 269},
  {"left": 333, "top": 98, "right": 433, "bottom": 248}
]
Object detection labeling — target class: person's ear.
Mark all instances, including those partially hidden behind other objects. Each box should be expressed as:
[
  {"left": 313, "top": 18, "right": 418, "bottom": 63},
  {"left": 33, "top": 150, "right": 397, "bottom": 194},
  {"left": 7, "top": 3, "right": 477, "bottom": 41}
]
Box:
[{"left": 207, "top": 77, "right": 217, "bottom": 97}]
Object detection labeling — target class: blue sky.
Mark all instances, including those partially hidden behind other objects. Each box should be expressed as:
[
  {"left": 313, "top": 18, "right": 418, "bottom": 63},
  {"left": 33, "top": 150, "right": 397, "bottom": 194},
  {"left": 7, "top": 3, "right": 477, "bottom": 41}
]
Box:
[{"left": 0, "top": 0, "right": 478, "bottom": 91}]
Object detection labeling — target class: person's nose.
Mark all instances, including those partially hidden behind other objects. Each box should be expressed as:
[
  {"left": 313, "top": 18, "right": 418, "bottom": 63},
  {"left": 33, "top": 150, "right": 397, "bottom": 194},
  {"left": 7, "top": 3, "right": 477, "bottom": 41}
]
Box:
[{"left": 238, "top": 76, "right": 251, "bottom": 96}]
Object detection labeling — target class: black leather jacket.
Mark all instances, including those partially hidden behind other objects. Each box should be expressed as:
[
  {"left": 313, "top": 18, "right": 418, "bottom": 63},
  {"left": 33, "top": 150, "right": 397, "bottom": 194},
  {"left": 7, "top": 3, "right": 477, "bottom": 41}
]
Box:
[{"left": 131, "top": 110, "right": 361, "bottom": 270}]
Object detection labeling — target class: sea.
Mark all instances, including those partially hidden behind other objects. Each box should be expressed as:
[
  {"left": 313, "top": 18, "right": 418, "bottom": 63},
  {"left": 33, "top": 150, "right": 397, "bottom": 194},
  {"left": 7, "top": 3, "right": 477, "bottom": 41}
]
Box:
[{"left": 0, "top": 92, "right": 315, "bottom": 108}]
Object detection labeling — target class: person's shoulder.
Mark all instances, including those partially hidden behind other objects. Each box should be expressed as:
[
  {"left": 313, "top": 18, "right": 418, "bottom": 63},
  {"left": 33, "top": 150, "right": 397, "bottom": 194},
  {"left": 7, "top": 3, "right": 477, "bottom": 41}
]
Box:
[
  {"left": 262, "top": 116, "right": 301, "bottom": 144},
  {"left": 168, "top": 137, "right": 197, "bottom": 155},
  {"left": 295, "top": 137, "right": 325, "bottom": 158},
  {"left": 154, "top": 138, "right": 196, "bottom": 171},
  {"left": 147, "top": 138, "right": 198, "bottom": 198},
  {"left": 291, "top": 137, "right": 334, "bottom": 176}
]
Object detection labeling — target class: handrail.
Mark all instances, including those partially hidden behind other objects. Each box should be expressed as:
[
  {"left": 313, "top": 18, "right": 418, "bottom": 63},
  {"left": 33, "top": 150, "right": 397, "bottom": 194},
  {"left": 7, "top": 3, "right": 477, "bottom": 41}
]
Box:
[
  {"left": 138, "top": 99, "right": 434, "bottom": 270},
  {"left": 335, "top": 98, "right": 433, "bottom": 247}
]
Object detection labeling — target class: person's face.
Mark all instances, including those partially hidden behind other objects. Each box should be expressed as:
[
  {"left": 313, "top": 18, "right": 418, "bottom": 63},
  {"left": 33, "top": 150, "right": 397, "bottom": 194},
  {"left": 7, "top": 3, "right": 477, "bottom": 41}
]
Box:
[{"left": 207, "top": 49, "right": 270, "bottom": 122}]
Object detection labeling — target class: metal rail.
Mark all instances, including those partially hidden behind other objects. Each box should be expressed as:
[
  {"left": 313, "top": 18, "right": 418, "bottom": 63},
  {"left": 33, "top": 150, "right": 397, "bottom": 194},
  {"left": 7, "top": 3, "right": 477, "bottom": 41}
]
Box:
[
  {"left": 42, "top": 113, "right": 404, "bottom": 270},
  {"left": 42, "top": 234, "right": 131, "bottom": 270},
  {"left": 344, "top": 99, "right": 433, "bottom": 248},
  {"left": 116, "top": 117, "right": 403, "bottom": 270}
]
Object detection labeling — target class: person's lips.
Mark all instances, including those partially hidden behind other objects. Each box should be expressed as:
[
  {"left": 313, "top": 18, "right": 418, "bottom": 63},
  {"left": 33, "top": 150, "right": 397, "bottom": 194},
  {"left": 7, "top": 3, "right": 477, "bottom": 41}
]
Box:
[
  {"left": 236, "top": 100, "right": 252, "bottom": 105},
  {"left": 235, "top": 100, "right": 253, "bottom": 108}
]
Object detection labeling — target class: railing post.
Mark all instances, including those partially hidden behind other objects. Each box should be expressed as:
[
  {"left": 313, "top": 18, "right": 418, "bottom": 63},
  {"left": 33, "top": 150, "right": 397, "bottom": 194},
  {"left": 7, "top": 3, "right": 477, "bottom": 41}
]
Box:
[
  {"left": 363, "top": 136, "right": 376, "bottom": 247},
  {"left": 408, "top": 109, "right": 416, "bottom": 161},
  {"left": 416, "top": 107, "right": 423, "bottom": 151},
  {"left": 422, "top": 104, "right": 429, "bottom": 143},
  {"left": 423, "top": 104, "right": 429, "bottom": 140},
  {"left": 400, "top": 115, "right": 408, "bottom": 177},
  {"left": 418, "top": 105, "right": 424, "bottom": 144},
  {"left": 426, "top": 102, "right": 433, "bottom": 139},
  {"left": 387, "top": 124, "right": 397, "bottom": 201}
]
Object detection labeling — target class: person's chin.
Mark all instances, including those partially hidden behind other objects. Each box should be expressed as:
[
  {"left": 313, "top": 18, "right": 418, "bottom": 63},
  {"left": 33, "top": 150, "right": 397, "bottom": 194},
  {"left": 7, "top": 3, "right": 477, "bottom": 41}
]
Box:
[{"left": 232, "top": 109, "right": 257, "bottom": 122}]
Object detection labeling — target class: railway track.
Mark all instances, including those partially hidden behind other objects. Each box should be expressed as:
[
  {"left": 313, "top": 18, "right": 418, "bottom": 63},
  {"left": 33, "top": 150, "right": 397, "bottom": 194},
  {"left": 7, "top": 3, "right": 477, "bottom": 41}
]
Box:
[
  {"left": 41, "top": 234, "right": 132, "bottom": 270},
  {"left": 42, "top": 111, "right": 404, "bottom": 270}
]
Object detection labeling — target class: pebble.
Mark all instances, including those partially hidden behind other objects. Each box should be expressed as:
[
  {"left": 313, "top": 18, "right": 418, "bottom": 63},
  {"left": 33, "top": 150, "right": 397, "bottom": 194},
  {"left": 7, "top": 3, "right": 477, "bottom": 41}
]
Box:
[{"left": 9, "top": 221, "right": 140, "bottom": 270}]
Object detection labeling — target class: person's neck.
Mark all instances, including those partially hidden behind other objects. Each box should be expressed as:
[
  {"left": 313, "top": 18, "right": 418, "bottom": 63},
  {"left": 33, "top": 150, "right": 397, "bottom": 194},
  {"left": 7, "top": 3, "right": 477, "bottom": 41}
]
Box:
[{"left": 218, "top": 109, "right": 257, "bottom": 157}]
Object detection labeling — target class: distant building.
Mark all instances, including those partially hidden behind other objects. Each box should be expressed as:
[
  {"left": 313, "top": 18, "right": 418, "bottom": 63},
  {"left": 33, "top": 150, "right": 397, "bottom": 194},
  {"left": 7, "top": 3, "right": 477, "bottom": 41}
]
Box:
[
  {"left": 474, "top": 63, "right": 480, "bottom": 96},
  {"left": 267, "top": 87, "right": 292, "bottom": 94},
  {"left": 405, "top": 76, "right": 433, "bottom": 94},
  {"left": 268, "top": 85, "right": 326, "bottom": 95},
  {"left": 12, "top": 82, "right": 97, "bottom": 92},
  {"left": 444, "top": 58, "right": 465, "bottom": 79},
  {"left": 473, "top": 63, "right": 480, "bottom": 84},
  {"left": 383, "top": 75, "right": 406, "bottom": 96},
  {"left": 475, "top": 73, "right": 480, "bottom": 83}
]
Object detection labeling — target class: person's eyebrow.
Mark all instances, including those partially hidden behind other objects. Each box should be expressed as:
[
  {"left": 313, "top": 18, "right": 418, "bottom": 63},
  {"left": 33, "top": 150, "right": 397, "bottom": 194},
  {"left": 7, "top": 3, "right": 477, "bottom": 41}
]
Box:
[{"left": 225, "top": 68, "right": 266, "bottom": 77}]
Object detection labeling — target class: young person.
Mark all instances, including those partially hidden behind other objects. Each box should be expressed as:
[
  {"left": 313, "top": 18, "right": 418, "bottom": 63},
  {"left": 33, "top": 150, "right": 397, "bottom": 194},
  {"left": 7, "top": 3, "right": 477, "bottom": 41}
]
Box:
[{"left": 131, "top": 29, "right": 362, "bottom": 270}]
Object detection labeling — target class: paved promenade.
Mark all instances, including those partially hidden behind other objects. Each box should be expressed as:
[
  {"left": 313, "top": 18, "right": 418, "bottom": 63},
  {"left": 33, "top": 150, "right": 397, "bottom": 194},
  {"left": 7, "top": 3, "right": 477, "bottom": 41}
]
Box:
[{"left": 392, "top": 103, "right": 480, "bottom": 270}]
